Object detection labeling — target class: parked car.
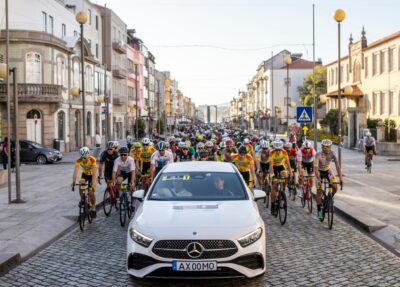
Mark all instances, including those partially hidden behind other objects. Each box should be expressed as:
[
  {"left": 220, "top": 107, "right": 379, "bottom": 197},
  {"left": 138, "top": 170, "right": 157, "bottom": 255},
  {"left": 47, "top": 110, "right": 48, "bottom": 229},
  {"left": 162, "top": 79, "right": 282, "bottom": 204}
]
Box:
[
  {"left": 127, "top": 161, "right": 266, "bottom": 279},
  {"left": 19, "top": 140, "right": 62, "bottom": 164}
]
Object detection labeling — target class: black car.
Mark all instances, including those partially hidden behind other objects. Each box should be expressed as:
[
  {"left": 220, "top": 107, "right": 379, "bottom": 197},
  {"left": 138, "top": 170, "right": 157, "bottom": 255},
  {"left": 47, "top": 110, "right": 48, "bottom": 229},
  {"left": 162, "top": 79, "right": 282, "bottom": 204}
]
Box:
[{"left": 19, "top": 140, "right": 62, "bottom": 164}]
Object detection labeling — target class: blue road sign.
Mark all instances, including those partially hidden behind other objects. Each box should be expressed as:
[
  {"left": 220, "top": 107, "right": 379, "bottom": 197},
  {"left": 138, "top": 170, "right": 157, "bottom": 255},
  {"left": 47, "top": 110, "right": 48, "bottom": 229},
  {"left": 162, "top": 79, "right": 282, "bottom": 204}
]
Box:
[{"left": 296, "top": 106, "right": 313, "bottom": 123}]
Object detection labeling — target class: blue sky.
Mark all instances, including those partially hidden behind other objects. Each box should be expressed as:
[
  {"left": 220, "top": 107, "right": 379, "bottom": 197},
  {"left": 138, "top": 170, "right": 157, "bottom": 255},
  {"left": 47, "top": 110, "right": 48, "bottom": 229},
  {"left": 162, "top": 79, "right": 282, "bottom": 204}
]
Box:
[{"left": 98, "top": 0, "right": 400, "bottom": 105}]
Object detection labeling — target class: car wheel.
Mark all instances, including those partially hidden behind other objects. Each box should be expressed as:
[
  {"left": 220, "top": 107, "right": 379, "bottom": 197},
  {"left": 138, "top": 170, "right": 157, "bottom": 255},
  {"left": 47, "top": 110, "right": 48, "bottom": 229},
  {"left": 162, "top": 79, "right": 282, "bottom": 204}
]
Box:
[{"left": 36, "top": 155, "right": 47, "bottom": 165}]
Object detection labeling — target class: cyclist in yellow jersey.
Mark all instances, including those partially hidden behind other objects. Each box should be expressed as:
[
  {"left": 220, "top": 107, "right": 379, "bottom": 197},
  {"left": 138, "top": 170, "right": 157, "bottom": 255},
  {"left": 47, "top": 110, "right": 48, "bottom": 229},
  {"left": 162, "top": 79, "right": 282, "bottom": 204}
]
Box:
[
  {"left": 72, "top": 147, "right": 97, "bottom": 217},
  {"left": 130, "top": 141, "right": 142, "bottom": 171},
  {"left": 269, "top": 140, "right": 292, "bottom": 216},
  {"left": 138, "top": 138, "right": 155, "bottom": 190},
  {"left": 231, "top": 145, "right": 258, "bottom": 188}
]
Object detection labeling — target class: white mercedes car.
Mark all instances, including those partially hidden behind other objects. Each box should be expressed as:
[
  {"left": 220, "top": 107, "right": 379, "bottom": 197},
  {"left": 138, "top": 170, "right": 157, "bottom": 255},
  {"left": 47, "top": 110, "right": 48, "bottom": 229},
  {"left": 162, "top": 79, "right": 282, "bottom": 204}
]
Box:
[{"left": 127, "top": 161, "right": 266, "bottom": 279}]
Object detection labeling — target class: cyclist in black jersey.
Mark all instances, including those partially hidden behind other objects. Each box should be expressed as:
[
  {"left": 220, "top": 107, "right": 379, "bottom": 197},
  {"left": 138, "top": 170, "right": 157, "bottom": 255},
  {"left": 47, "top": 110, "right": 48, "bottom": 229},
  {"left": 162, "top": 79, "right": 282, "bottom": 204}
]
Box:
[
  {"left": 205, "top": 141, "right": 217, "bottom": 161},
  {"left": 98, "top": 141, "right": 119, "bottom": 182},
  {"left": 176, "top": 142, "right": 194, "bottom": 162}
]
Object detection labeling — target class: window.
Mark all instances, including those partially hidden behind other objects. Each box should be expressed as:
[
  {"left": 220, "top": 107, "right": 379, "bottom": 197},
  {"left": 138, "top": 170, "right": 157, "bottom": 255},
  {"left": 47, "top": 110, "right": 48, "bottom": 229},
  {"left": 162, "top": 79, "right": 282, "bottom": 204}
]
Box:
[
  {"left": 380, "top": 92, "right": 385, "bottom": 115},
  {"left": 56, "top": 57, "right": 66, "bottom": 87},
  {"left": 95, "top": 43, "right": 99, "bottom": 58},
  {"left": 74, "top": 30, "right": 78, "bottom": 37},
  {"left": 372, "top": 93, "right": 377, "bottom": 115},
  {"left": 389, "top": 48, "right": 395, "bottom": 72},
  {"left": 48, "top": 15, "right": 53, "bottom": 34},
  {"left": 340, "top": 65, "right": 343, "bottom": 83},
  {"left": 61, "top": 23, "right": 66, "bottom": 38},
  {"left": 364, "top": 57, "right": 368, "bottom": 78},
  {"left": 353, "top": 61, "right": 361, "bottom": 83},
  {"left": 26, "top": 52, "right": 41, "bottom": 83},
  {"left": 346, "top": 64, "right": 349, "bottom": 81},
  {"left": 57, "top": 111, "right": 65, "bottom": 140},
  {"left": 389, "top": 91, "right": 394, "bottom": 114},
  {"left": 95, "top": 15, "right": 98, "bottom": 30},
  {"left": 380, "top": 51, "right": 387, "bottom": 74},
  {"left": 372, "top": 54, "right": 378, "bottom": 76},
  {"left": 73, "top": 61, "right": 80, "bottom": 88},
  {"left": 88, "top": 9, "right": 92, "bottom": 25},
  {"left": 87, "top": 111, "right": 91, "bottom": 136},
  {"left": 86, "top": 66, "right": 92, "bottom": 92},
  {"left": 42, "top": 12, "right": 47, "bottom": 32}
]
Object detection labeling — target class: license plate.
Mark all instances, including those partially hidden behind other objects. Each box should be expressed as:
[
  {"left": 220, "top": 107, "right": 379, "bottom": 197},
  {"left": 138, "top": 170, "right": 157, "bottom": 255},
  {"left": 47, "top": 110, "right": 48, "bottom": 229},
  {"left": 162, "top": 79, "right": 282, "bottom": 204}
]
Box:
[{"left": 172, "top": 261, "right": 217, "bottom": 271}]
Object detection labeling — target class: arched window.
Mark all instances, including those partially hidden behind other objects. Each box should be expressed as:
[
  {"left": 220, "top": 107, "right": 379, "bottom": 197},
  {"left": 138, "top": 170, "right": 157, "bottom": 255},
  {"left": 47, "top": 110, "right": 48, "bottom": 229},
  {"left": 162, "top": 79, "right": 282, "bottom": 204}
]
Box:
[
  {"left": 27, "top": 109, "right": 41, "bottom": 119},
  {"left": 87, "top": 111, "right": 91, "bottom": 136},
  {"left": 353, "top": 60, "right": 361, "bottom": 83},
  {"left": 56, "top": 56, "right": 66, "bottom": 87},
  {"left": 57, "top": 111, "right": 65, "bottom": 140},
  {"left": 73, "top": 60, "right": 80, "bottom": 88},
  {"left": 26, "top": 52, "right": 41, "bottom": 83},
  {"left": 85, "top": 65, "right": 92, "bottom": 92}
]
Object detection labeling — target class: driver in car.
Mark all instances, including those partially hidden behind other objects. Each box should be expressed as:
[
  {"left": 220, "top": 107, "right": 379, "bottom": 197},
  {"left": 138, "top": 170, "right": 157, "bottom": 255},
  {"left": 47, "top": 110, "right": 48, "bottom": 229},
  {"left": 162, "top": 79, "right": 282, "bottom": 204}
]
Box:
[{"left": 214, "top": 176, "right": 234, "bottom": 196}]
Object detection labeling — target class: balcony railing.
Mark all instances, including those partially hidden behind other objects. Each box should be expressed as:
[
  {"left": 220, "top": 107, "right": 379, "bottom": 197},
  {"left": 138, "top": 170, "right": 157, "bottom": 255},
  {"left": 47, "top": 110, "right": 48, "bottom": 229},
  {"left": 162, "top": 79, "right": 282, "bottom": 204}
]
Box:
[
  {"left": 0, "top": 83, "right": 63, "bottom": 103},
  {"left": 113, "top": 94, "right": 127, "bottom": 105},
  {"left": 112, "top": 39, "right": 127, "bottom": 54},
  {"left": 112, "top": 65, "right": 128, "bottom": 79}
]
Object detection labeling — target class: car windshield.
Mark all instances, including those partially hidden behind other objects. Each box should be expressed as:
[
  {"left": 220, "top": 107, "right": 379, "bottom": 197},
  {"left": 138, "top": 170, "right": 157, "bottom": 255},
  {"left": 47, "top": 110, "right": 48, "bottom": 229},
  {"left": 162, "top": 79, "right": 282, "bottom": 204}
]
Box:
[
  {"left": 28, "top": 142, "right": 44, "bottom": 149},
  {"left": 148, "top": 172, "right": 248, "bottom": 201}
]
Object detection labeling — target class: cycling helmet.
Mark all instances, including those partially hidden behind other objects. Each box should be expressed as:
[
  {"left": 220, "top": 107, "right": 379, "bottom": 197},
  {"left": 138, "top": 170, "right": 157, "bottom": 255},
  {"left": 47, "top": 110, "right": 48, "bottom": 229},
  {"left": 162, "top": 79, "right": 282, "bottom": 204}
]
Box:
[
  {"left": 141, "top": 137, "right": 151, "bottom": 145},
  {"left": 219, "top": 141, "right": 226, "bottom": 149},
  {"left": 273, "top": 140, "right": 283, "bottom": 150},
  {"left": 366, "top": 132, "right": 372, "bottom": 137},
  {"left": 149, "top": 142, "right": 154, "bottom": 147},
  {"left": 196, "top": 142, "right": 205, "bottom": 150},
  {"left": 185, "top": 140, "right": 191, "bottom": 147},
  {"left": 165, "top": 142, "right": 170, "bottom": 148},
  {"left": 107, "top": 141, "right": 116, "bottom": 149},
  {"left": 118, "top": 146, "right": 129, "bottom": 154},
  {"left": 157, "top": 141, "right": 167, "bottom": 151},
  {"left": 178, "top": 142, "right": 187, "bottom": 148},
  {"left": 205, "top": 141, "right": 213, "bottom": 148},
  {"left": 236, "top": 141, "right": 242, "bottom": 148},
  {"left": 302, "top": 141, "right": 312, "bottom": 149},
  {"left": 238, "top": 145, "right": 247, "bottom": 154},
  {"left": 225, "top": 139, "right": 234, "bottom": 147},
  {"left": 79, "top": 147, "right": 90, "bottom": 158},
  {"left": 126, "top": 135, "right": 134, "bottom": 144},
  {"left": 260, "top": 140, "right": 270, "bottom": 149},
  {"left": 243, "top": 138, "right": 250, "bottom": 144},
  {"left": 321, "top": 139, "right": 332, "bottom": 147},
  {"left": 195, "top": 134, "right": 203, "bottom": 141},
  {"left": 251, "top": 135, "right": 259, "bottom": 143},
  {"left": 284, "top": 142, "right": 293, "bottom": 149},
  {"left": 133, "top": 142, "right": 142, "bottom": 148}
]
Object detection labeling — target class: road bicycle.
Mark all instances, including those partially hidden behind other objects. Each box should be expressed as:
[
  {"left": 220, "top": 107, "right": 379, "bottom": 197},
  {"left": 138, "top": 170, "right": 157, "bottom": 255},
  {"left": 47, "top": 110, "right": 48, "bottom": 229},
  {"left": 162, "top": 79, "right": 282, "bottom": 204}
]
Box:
[
  {"left": 118, "top": 181, "right": 134, "bottom": 227},
  {"left": 99, "top": 178, "right": 118, "bottom": 217},
  {"left": 72, "top": 183, "right": 93, "bottom": 231},
  {"left": 366, "top": 150, "right": 373, "bottom": 173},
  {"left": 287, "top": 174, "right": 296, "bottom": 201},
  {"left": 300, "top": 175, "right": 313, "bottom": 213},
  {"left": 319, "top": 178, "right": 341, "bottom": 229},
  {"left": 272, "top": 176, "right": 287, "bottom": 226},
  {"left": 262, "top": 173, "right": 271, "bottom": 209}
]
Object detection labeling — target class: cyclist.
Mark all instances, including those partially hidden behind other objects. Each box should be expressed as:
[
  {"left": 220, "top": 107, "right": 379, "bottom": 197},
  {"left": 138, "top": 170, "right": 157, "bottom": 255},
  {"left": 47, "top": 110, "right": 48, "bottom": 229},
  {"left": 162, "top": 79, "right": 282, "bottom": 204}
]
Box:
[
  {"left": 198, "top": 149, "right": 209, "bottom": 161},
  {"left": 284, "top": 141, "right": 298, "bottom": 188},
  {"left": 112, "top": 146, "right": 136, "bottom": 195},
  {"left": 205, "top": 140, "right": 217, "bottom": 161},
  {"left": 256, "top": 140, "right": 270, "bottom": 190},
  {"left": 150, "top": 141, "right": 173, "bottom": 180},
  {"left": 269, "top": 140, "right": 292, "bottom": 216},
  {"left": 297, "top": 140, "right": 316, "bottom": 195},
  {"left": 98, "top": 141, "right": 119, "bottom": 199},
  {"left": 363, "top": 132, "right": 376, "bottom": 168},
  {"left": 126, "top": 135, "right": 134, "bottom": 152},
  {"left": 231, "top": 145, "right": 258, "bottom": 189},
  {"left": 243, "top": 138, "right": 254, "bottom": 157},
  {"left": 72, "top": 147, "right": 97, "bottom": 218},
  {"left": 130, "top": 141, "right": 142, "bottom": 171},
  {"left": 288, "top": 132, "right": 297, "bottom": 148},
  {"left": 314, "top": 139, "right": 343, "bottom": 221},
  {"left": 138, "top": 138, "right": 155, "bottom": 190},
  {"left": 221, "top": 139, "right": 237, "bottom": 162},
  {"left": 176, "top": 142, "right": 194, "bottom": 162}
]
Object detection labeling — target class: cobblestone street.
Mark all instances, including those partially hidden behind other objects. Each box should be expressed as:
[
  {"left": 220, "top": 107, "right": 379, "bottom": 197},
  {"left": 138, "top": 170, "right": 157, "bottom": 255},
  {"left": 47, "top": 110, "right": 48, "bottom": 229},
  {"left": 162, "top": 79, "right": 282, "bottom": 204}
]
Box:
[{"left": 1, "top": 196, "right": 399, "bottom": 287}]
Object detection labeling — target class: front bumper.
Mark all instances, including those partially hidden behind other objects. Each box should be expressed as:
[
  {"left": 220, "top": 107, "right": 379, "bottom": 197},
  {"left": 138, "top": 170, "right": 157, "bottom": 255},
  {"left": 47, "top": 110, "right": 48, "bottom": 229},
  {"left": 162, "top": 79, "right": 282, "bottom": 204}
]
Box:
[{"left": 48, "top": 154, "right": 62, "bottom": 162}]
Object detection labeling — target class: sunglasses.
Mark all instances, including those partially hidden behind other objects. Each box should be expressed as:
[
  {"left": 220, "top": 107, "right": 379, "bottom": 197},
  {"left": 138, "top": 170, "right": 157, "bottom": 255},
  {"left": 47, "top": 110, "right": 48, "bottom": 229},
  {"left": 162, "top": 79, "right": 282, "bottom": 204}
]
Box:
[
  {"left": 143, "top": 144, "right": 149, "bottom": 146},
  {"left": 182, "top": 148, "right": 188, "bottom": 150},
  {"left": 262, "top": 148, "right": 269, "bottom": 150},
  {"left": 159, "top": 149, "right": 165, "bottom": 152},
  {"left": 120, "top": 154, "right": 128, "bottom": 156},
  {"left": 107, "top": 149, "right": 113, "bottom": 151}
]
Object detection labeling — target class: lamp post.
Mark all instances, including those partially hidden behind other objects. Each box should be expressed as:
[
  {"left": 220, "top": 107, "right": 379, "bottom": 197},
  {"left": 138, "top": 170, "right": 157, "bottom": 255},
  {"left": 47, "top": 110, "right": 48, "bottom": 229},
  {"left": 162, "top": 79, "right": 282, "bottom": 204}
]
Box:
[
  {"left": 156, "top": 77, "right": 161, "bottom": 135},
  {"left": 75, "top": 11, "right": 87, "bottom": 146},
  {"left": 334, "top": 8, "right": 346, "bottom": 165},
  {"left": 284, "top": 53, "right": 292, "bottom": 135}
]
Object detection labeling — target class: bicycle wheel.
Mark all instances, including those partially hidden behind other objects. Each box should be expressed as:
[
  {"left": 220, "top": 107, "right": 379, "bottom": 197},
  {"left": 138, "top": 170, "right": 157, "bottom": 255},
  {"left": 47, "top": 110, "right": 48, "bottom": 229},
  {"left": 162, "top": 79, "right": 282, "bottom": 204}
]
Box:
[
  {"left": 327, "top": 194, "right": 334, "bottom": 229},
  {"left": 86, "top": 199, "right": 92, "bottom": 224},
  {"left": 278, "top": 190, "right": 287, "bottom": 225},
  {"left": 307, "top": 187, "right": 313, "bottom": 214},
  {"left": 79, "top": 198, "right": 85, "bottom": 231},
  {"left": 103, "top": 187, "right": 112, "bottom": 217},
  {"left": 264, "top": 184, "right": 270, "bottom": 209},
  {"left": 127, "top": 193, "right": 133, "bottom": 219},
  {"left": 300, "top": 184, "right": 306, "bottom": 207},
  {"left": 119, "top": 192, "right": 127, "bottom": 227},
  {"left": 290, "top": 183, "right": 296, "bottom": 201},
  {"left": 320, "top": 195, "right": 326, "bottom": 222}
]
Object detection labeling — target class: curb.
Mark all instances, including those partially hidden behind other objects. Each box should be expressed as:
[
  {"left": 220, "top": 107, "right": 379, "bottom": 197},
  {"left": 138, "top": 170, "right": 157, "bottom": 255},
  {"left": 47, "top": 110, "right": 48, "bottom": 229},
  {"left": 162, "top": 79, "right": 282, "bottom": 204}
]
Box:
[{"left": 0, "top": 253, "right": 21, "bottom": 276}]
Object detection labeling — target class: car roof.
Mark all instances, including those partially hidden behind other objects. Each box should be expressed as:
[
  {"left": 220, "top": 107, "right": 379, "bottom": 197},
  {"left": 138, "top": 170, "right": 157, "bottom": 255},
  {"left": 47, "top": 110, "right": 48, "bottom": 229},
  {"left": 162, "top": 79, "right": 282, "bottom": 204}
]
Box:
[{"left": 163, "top": 161, "right": 236, "bottom": 173}]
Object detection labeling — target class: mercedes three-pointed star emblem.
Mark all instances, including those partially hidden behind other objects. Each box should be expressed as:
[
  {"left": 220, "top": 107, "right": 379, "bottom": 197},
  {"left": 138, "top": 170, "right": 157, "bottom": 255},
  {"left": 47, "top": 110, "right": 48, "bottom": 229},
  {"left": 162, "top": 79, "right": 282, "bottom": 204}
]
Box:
[{"left": 186, "top": 242, "right": 204, "bottom": 258}]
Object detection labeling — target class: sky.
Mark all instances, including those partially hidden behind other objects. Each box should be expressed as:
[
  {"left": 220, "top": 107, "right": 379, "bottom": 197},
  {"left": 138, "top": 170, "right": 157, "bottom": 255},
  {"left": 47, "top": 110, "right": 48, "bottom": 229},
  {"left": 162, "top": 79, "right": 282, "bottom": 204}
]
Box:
[{"left": 96, "top": 0, "right": 400, "bottom": 105}]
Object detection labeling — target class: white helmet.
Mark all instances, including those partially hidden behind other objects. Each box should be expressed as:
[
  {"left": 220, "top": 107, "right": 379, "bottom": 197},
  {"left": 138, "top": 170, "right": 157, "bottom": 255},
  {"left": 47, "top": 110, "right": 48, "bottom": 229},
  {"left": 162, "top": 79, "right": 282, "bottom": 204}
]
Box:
[
  {"left": 141, "top": 138, "right": 151, "bottom": 145},
  {"left": 113, "top": 141, "right": 119, "bottom": 149},
  {"left": 273, "top": 140, "right": 283, "bottom": 150},
  {"left": 178, "top": 141, "right": 187, "bottom": 148},
  {"left": 126, "top": 135, "right": 134, "bottom": 144},
  {"left": 260, "top": 140, "right": 269, "bottom": 149},
  {"left": 284, "top": 142, "right": 293, "bottom": 149},
  {"left": 366, "top": 132, "right": 372, "bottom": 137},
  {"left": 321, "top": 139, "right": 332, "bottom": 147},
  {"left": 243, "top": 138, "right": 250, "bottom": 144},
  {"left": 79, "top": 147, "right": 90, "bottom": 158},
  {"left": 205, "top": 141, "right": 213, "bottom": 148},
  {"left": 302, "top": 141, "right": 312, "bottom": 149}
]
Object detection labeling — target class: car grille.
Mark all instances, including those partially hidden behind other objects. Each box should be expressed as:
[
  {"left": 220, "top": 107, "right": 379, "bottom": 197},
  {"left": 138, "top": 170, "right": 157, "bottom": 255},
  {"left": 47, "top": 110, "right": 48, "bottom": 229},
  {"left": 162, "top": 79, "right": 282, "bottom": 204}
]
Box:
[
  {"left": 231, "top": 253, "right": 264, "bottom": 270},
  {"left": 145, "top": 267, "right": 245, "bottom": 279},
  {"left": 152, "top": 240, "right": 238, "bottom": 259},
  {"left": 128, "top": 253, "right": 165, "bottom": 270}
]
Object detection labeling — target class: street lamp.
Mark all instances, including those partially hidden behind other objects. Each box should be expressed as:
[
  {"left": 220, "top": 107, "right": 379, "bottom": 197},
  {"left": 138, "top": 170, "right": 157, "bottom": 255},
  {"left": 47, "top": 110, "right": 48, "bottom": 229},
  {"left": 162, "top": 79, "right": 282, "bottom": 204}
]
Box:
[
  {"left": 156, "top": 76, "right": 161, "bottom": 135},
  {"left": 75, "top": 11, "right": 87, "bottom": 146},
  {"left": 284, "top": 53, "right": 292, "bottom": 134},
  {"left": 334, "top": 8, "right": 346, "bottom": 165}
]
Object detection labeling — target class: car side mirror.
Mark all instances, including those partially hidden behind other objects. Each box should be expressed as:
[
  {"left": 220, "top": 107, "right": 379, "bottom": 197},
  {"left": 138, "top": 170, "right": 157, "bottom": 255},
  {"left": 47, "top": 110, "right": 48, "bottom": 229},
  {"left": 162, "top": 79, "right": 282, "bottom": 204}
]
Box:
[
  {"left": 133, "top": 189, "right": 145, "bottom": 201},
  {"left": 253, "top": 189, "right": 266, "bottom": 201}
]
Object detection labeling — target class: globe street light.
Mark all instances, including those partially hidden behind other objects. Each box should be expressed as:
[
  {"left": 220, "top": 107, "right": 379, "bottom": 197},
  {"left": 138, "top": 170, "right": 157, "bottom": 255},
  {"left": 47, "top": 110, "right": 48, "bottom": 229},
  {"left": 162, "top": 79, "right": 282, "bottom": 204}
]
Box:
[
  {"left": 284, "top": 53, "right": 292, "bottom": 134},
  {"left": 334, "top": 8, "right": 345, "bottom": 165},
  {"left": 76, "top": 11, "right": 88, "bottom": 146}
]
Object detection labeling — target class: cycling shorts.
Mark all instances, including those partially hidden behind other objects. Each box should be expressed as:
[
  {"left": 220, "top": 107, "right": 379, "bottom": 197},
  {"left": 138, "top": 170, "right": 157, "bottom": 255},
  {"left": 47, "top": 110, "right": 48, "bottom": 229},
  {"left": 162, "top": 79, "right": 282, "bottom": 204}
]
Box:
[
  {"left": 302, "top": 162, "right": 314, "bottom": 175},
  {"left": 365, "top": 146, "right": 374, "bottom": 153},
  {"left": 117, "top": 171, "right": 132, "bottom": 185},
  {"left": 273, "top": 165, "right": 287, "bottom": 178},
  {"left": 141, "top": 162, "right": 151, "bottom": 176},
  {"left": 289, "top": 159, "right": 297, "bottom": 172},
  {"left": 80, "top": 173, "right": 93, "bottom": 189},
  {"left": 260, "top": 163, "right": 269, "bottom": 174},
  {"left": 318, "top": 170, "right": 337, "bottom": 184},
  {"left": 240, "top": 171, "right": 251, "bottom": 185}
]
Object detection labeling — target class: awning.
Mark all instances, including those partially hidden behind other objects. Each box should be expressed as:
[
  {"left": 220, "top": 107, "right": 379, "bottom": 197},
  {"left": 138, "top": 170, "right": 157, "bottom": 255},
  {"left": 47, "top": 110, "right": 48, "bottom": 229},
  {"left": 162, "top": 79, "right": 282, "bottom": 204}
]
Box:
[{"left": 326, "top": 85, "right": 364, "bottom": 97}]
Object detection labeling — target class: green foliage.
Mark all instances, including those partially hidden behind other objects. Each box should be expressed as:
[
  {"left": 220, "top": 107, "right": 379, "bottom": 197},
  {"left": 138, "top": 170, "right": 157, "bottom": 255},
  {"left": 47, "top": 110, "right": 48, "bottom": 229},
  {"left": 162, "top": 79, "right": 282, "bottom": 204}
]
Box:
[
  {"left": 319, "top": 109, "right": 346, "bottom": 135},
  {"left": 133, "top": 118, "right": 146, "bottom": 138},
  {"left": 367, "top": 118, "right": 381, "bottom": 129},
  {"left": 318, "top": 133, "right": 339, "bottom": 145},
  {"left": 383, "top": 119, "right": 396, "bottom": 128},
  {"left": 155, "top": 118, "right": 165, "bottom": 134},
  {"left": 298, "top": 66, "right": 327, "bottom": 107}
]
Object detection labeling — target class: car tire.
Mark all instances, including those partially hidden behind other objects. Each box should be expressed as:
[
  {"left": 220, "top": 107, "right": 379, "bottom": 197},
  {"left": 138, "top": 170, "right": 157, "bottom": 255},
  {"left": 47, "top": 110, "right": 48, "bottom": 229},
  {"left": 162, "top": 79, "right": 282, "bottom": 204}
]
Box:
[{"left": 36, "top": 155, "right": 47, "bottom": 165}]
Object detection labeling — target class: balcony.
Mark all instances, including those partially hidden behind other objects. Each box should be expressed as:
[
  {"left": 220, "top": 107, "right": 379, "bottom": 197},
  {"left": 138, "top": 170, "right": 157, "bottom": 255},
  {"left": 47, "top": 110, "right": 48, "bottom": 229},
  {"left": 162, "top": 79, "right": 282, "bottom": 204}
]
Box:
[
  {"left": 112, "top": 66, "right": 128, "bottom": 79},
  {"left": 112, "top": 39, "right": 127, "bottom": 54},
  {"left": 0, "top": 83, "right": 63, "bottom": 104},
  {"left": 113, "top": 94, "right": 127, "bottom": 105}
]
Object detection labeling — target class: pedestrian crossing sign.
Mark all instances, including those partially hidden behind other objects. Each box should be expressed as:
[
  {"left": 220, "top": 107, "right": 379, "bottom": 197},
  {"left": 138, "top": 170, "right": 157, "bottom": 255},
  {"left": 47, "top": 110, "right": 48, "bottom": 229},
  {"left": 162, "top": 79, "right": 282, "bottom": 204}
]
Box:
[{"left": 296, "top": 106, "right": 313, "bottom": 123}]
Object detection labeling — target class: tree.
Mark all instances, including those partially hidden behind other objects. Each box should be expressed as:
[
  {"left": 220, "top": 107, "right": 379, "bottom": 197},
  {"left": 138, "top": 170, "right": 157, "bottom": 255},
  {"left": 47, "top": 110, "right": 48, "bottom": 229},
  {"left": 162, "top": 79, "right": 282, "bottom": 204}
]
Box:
[
  {"left": 319, "top": 109, "right": 346, "bottom": 135},
  {"left": 155, "top": 118, "right": 165, "bottom": 134},
  {"left": 298, "top": 66, "right": 327, "bottom": 107},
  {"left": 133, "top": 118, "right": 146, "bottom": 138}
]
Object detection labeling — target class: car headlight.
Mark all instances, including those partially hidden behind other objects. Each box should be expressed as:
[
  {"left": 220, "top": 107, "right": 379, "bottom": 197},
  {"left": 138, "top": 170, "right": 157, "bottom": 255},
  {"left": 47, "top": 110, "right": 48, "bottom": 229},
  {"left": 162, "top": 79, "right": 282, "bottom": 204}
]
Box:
[
  {"left": 129, "top": 228, "right": 153, "bottom": 248},
  {"left": 48, "top": 152, "right": 54, "bottom": 155},
  {"left": 237, "top": 227, "right": 263, "bottom": 248}
]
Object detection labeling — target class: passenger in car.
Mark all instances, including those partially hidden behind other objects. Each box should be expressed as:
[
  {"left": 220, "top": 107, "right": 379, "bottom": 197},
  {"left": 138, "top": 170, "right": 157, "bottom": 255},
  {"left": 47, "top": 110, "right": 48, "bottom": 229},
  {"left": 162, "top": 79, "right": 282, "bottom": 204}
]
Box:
[
  {"left": 213, "top": 176, "right": 234, "bottom": 197},
  {"left": 172, "top": 180, "right": 192, "bottom": 197}
]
